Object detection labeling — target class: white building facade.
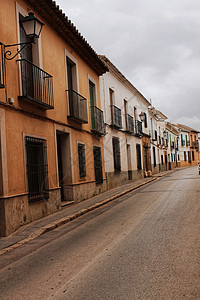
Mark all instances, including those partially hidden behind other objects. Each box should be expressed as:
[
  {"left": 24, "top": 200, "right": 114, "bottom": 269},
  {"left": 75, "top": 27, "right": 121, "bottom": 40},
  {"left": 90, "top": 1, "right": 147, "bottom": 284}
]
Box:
[{"left": 99, "top": 56, "right": 151, "bottom": 189}]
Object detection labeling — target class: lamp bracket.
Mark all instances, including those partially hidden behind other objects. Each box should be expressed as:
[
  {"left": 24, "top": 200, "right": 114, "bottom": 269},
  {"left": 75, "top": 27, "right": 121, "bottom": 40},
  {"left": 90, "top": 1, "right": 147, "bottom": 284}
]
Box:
[{"left": 4, "top": 41, "right": 32, "bottom": 60}]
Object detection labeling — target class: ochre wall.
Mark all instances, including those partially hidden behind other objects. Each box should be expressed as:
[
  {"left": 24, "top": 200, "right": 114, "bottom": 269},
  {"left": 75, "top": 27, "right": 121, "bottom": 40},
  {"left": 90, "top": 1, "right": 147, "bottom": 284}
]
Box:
[{"left": 0, "top": 0, "right": 105, "bottom": 198}]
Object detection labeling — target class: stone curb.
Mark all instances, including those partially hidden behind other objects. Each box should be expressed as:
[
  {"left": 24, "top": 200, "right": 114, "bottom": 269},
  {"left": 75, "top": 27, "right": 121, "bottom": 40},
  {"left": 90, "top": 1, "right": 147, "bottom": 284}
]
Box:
[{"left": 0, "top": 176, "right": 161, "bottom": 256}]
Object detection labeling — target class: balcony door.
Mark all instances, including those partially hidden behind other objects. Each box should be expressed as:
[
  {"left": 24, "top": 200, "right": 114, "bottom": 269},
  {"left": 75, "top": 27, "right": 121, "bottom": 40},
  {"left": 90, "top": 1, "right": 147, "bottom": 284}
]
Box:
[
  {"left": 127, "top": 144, "right": 132, "bottom": 180},
  {"left": 19, "top": 14, "right": 34, "bottom": 99},
  {"left": 56, "top": 131, "right": 72, "bottom": 202},
  {"left": 66, "top": 56, "right": 78, "bottom": 117},
  {"left": 143, "top": 146, "right": 148, "bottom": 171},
  {"left": 89, "top": 81, "right": 95, "bottom": 129}
]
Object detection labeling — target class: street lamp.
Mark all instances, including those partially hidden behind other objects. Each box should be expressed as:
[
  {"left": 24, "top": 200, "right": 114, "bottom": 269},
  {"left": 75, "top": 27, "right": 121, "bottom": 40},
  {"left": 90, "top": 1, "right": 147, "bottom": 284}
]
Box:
[
  {"left": 139, "top": 111, "right": 146, "bottom": 122},
  {"left": 3, "top": 12, "right": 44, "bottom": 60},
  {"left": 20, "top": 12, "right": 44, "bottom": 41}
]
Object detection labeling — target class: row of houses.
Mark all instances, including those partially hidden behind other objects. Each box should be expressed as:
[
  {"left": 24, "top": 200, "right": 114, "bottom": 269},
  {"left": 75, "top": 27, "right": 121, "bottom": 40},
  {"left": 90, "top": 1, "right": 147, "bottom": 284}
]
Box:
[{"left": 0, "top": 0, "right": 199, "bottom": 236}]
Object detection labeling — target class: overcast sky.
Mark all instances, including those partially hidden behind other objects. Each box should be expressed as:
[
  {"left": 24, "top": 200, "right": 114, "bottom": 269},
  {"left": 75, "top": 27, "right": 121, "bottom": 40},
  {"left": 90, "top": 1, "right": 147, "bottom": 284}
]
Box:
[{"left": 56, "top": 0, "right": 200, "bottom": 131}]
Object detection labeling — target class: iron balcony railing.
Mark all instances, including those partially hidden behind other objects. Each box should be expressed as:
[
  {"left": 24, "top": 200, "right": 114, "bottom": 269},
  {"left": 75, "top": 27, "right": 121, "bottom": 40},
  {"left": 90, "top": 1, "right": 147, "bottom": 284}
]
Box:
[
  {"left": 181, "top": 140, "right": 185, "bottom": 146},
  {"left": 126, "top": 114, "right": 134, "bottom": 133},
  {"left": 191, "top": 141, "right": 198, "bottom": 149},
  {"left": 135, "top": 120, "right": 143, "bottom": 136},
  {"left": 111, "top": 105, "right": 122, "bottom": 129},
  {"left": 0, "top": 43, "right": 5, "bottom": 89},
  {"left": 171, "top": 141, "right": 175, "bottom": 149},
  {"left": 18, "top": 59, "right": 54, "bottom": 109},
  {"left": 90, "top": 106, "right": 105, "bottom": 135},
  {"left": 67, "top": 90, "right": 88, "bottom": 123}
]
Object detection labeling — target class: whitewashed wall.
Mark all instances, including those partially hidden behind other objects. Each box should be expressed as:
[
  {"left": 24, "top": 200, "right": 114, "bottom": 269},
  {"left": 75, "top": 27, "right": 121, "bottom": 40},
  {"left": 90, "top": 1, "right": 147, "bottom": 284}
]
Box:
[{"left": 100, "top": 71, "right": 149, "bottom": 173}]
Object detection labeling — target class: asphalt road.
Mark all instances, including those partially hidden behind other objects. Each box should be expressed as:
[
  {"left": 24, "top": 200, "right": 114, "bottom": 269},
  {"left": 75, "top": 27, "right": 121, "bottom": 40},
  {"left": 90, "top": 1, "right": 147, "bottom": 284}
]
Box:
[{"left": 0, "top": 166, "right": 200, "bottom": 300}]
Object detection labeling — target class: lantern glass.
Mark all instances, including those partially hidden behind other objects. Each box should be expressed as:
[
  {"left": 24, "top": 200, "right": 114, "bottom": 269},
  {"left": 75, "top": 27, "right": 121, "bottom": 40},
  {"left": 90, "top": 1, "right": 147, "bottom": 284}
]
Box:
[
  {"left": 139, "top": 112, "right": 145, "bottom": 122},
  {"left": 20, "top": 12, "right": 43, "bottom": 40}
]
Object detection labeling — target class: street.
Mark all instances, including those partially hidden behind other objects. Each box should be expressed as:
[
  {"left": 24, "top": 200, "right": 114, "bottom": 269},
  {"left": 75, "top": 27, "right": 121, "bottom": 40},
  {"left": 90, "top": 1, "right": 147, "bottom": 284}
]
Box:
[{"left": 0, "top": 166, "right": 200, "bottom": 300}]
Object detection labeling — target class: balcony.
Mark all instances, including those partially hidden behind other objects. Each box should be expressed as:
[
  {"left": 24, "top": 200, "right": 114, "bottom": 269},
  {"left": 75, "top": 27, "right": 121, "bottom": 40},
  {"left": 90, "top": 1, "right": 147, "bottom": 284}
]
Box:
[
  {"left": 171, "top": 141, "right": 175, "bottom": 149},
  {"left": 181, "top": 140, "right": 185, "bottom": 146},
  {"left": 191, "top": 141, "right": 198, "bottom": 149},
  {"left": 111, "top": 105, "right": 122, "bottom": 129},
  {"left": 186, "top": 141, "right": 190, "bottom": 147},
  {"left": 126, "top": 114, "right": 134, "bottom": 134},
  {"left": 135, "top": 120, "right": 142, "bottom": 136},
  {"left": 91, "top": 106, "right": 105, "bottom": 135},
  {"left": 18, "top": 59, "right": 54, "bottom": 109},
  {"left": 67, "top": 90, "right": 88, "bottom": 123}
]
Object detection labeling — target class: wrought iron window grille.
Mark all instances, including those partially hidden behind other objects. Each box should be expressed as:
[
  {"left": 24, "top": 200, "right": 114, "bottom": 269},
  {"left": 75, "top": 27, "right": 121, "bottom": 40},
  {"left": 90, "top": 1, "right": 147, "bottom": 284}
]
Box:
[
  {"left": 78, "top": 143, "right": 86, "bottom": 178},
  {"left": 25, "top": 136, "right": 49, "bottom": 202}
]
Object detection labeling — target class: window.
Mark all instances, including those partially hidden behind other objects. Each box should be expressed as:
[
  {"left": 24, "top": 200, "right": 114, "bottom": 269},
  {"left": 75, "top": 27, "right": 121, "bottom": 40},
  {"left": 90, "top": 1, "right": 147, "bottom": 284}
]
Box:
[
  {"left": 18, "top": 13, "right": 53, "bottom": 108},
  {"left": 93, "top": 146, "right": 103, "bottom": 183},
  {"left": 25, "top": 136, "right": 49, "bottom": 202},
  {"left": 154, "top": 130, "right": 157, "bottom": 141},
  {"left": 192, "top": 151, "right": 195, "bottom": 161},
  {"left": 66, "top": 54, "right": 87, "bottom": 123},
  {"left": 153, "top": 146, "right": 156, "bottom": 167},
  {"left": 144, "top": 112, "right": 147, "bottom": 128},
  {"left": 66, "top": 56, "right": 77, "bottom": 92},
  {"left": 161, "top": 155, "right": 164, "bottom": 165},
  {"left": 136, "top": 144, "right": 142, "bottom": 170},
  {"left": 188, "top": 151, "right": 191, "bottom": 163},
  {"left": 78, "top": 143, "right": 86, "bottom": 178},
  {"left": 109, "top": 88, "right": 114, "bottom": 106},
  {"left": 109, "top": 88, "right": 114, "bottom": 124},
  {"left": 20, "top": 14, "right": 34, "bottom": 99},
  {"left": 112, "top": 137, "right": 121, "bottom": 171},
  {"left": 184, "top": 151, "right": 187, "bottom": 161},
  {"left": 89, "top": 80, "right": 96, "bottom": 130},
  {"left": 124, "top": 99, "right": 128, "bottom": 130}
]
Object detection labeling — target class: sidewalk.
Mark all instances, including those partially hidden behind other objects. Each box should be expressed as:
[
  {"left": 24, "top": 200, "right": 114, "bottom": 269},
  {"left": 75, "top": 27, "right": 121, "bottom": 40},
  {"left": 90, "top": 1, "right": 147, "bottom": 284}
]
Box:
[{"left": 0, "top": 167, "right": 186, "bottom": 255}]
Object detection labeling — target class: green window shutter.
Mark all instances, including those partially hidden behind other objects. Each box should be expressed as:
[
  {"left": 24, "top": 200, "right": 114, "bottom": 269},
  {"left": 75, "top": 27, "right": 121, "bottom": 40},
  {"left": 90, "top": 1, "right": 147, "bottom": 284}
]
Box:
[
  {"left": 93, "top": 146, "right": 103, "bottom": 183},
  {"left": 78, "top": 143, "right": 86, "bottom": 177}
]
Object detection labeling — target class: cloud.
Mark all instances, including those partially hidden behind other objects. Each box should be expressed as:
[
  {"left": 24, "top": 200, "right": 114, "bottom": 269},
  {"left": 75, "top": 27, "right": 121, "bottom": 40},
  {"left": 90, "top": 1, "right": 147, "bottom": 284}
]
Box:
[{"left": 56, "top": 0, "right": 200, "bottom": 130}]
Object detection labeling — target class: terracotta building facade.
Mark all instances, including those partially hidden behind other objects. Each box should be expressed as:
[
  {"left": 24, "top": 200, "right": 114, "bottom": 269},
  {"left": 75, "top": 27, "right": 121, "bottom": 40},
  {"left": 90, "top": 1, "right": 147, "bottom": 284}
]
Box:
[{"left": 0, "top": 0, "right": 107, "bottom": 236}]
